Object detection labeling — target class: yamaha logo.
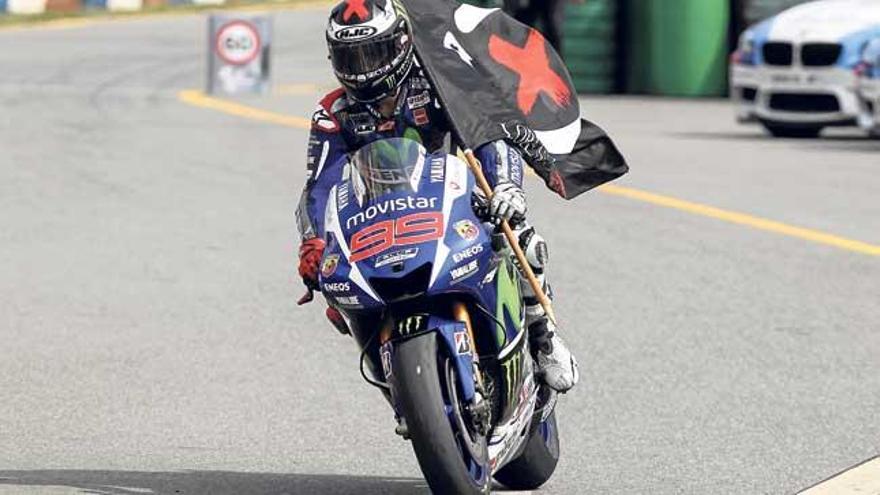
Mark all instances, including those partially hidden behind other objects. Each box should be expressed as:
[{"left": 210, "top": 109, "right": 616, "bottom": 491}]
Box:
[{"left": 336, "top": 26, "right": 378, "bottom": 41}]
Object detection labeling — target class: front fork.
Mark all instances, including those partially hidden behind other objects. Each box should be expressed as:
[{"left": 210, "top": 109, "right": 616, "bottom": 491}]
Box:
[{"left": 379, "top": 303, "right": 491, "bottom": 435}]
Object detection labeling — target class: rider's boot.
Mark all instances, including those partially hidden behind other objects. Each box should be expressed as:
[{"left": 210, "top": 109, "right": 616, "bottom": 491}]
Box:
[
  {"left": 326, "top": 306, "right": 350, "bottom": 335},
  {"left": 515, "top": 224, "right": 580, "bottom": 393},
  {"left": 529, "top": 315, "right": 579, "bottom": 393}
]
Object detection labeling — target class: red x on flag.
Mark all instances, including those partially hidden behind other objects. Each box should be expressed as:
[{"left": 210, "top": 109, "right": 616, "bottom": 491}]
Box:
[
  {"left": 395, "top": 0, "right": 628, "bottom": 200},
  {"left": 342, "top": 0, "right": 370, "bottom": 22},
  {"left": 488, "top": 30, "right": 572, "bottom": 116}
]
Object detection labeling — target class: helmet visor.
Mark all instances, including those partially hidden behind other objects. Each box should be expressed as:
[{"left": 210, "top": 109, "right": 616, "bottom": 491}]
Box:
[{"left": 329, "top": 32, "right": 409, "bottom": 80}]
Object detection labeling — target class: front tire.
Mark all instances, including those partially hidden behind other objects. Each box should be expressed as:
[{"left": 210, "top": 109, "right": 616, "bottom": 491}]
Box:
[
  {"left": 391, "top": 333, "right": 490, "bottom": 495},
  {"left": 494, "top": 410, "right": 560, "bottom": 490}
]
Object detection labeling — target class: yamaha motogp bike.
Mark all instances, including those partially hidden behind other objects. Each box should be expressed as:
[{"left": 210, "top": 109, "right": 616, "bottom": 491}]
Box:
[{"left": 318, "top": 138, "right": 560, "bottom": 494}]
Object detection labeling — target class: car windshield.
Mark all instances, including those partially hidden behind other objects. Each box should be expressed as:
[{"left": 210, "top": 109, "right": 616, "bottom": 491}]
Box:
[{"left": 350, "top": 138, "right": 428, "bottom": 204}]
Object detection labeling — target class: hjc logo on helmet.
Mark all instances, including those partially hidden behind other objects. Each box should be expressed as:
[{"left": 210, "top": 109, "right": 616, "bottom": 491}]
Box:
[{"left": 336, "top": 26, "right": 378, "bottom": 41}]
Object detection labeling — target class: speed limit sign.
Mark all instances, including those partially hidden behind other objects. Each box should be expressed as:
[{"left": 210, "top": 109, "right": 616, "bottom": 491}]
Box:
[
  {"left": 215, "top": 20, "right": 261, "bottom": 66},
  {"left": 207, "top": 15, "right": 272, "bottom": 95}
]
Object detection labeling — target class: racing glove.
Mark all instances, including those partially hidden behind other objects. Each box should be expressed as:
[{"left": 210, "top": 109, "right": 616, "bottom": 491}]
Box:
[
  {"left": 298, "top": 237, "right": 326, "bottom": 292},
  {"left": 488, "top": 181, "right": 527, "bottom": 226}
]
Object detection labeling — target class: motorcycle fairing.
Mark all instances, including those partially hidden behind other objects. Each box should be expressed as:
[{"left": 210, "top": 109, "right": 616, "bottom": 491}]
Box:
[
  {"left": 320, "top": 151, "right": 502, "bottom": 313},
  {"left": 317, "top": 138, "right": 543, "bottom": 475}
]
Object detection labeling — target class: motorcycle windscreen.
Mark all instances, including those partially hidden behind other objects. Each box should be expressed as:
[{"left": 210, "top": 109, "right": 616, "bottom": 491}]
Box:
[{"left": 350, "top": 138, "right": 428, "bottom": 204}]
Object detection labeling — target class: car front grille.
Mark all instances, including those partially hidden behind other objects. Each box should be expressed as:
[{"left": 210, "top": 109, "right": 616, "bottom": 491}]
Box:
[
  {"left": 768, "top": 93, "right": 840, "bottom": 113},
  {"left": 763, "top": 42, "right": 793, "bottom": 66},
  {"left": 801, "top": 43, "right": 842, "bottom": 67}
]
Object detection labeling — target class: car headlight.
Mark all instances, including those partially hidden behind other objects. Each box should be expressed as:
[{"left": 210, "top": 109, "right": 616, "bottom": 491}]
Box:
[
  {"left": 863, "top": 38, "right": 880, "bottom": 68},
  {"left": 738, "top": 31, "right": 756, "bottom": 55},
  {"left": 734, "top": 31, "right": 757, "bottom": 65}
]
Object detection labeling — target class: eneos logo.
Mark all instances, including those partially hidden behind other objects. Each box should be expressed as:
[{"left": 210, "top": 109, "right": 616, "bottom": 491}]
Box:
[
  {"left": 453, "top": 244, "right": 483, "bottom": 264},
  {"left": 216, "top": 21, "right": 261, "bottom": 66}
]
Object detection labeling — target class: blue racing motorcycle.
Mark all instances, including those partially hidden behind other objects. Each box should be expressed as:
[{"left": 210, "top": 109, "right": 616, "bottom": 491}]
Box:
[{"left": 318, "top": 138, "right": 560, "bottom": 494}]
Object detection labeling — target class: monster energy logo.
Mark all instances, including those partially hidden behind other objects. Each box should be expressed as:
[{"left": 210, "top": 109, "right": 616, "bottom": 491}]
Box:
[
  {"left": 495, "top": 258, "right": 523, "bottom": 347},
  {"left": 500, "top": 349, "right": 522, "bottom": 404},
  {"left": 391, "top": 0, "right": 410, "bottom": 21},
  {"left": 398, "top": 314, "right": 428, "bottom": 335}
]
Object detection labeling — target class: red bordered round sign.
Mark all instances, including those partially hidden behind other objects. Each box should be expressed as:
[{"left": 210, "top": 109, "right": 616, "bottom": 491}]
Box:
[{"left": 215, "top": 20, "right": 261, "bottom": 66}]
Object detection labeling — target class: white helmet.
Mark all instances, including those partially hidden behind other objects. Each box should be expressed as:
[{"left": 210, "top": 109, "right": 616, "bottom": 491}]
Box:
[{"left": 326, "top": 0, "right": 415, "bottom": 103}]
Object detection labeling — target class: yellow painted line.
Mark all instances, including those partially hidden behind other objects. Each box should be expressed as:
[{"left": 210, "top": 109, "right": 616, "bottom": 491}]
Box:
[
  {"left": 799, "top": 456, "right": 880, "bottom": 495},
  {"left": 232, "top": 0, "right": 334, "bottom": 12},
  {"left": 177, "top": 89, "right": 311, "bottom": 128},
  {"left": 0, "top": 0, "right": 333, "bottom": 32},
  {"left": 177, "top": 89, "right": 880, "bottom": 257},
  {"left": 598, "top": 184, "right": 880, "bottom": 256},
  {"left": 7, "top": 17, "right": 97, "bottom": 31}
]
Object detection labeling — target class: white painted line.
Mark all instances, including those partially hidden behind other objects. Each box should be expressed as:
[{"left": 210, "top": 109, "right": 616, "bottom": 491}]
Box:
[{"left": 798, "top": 456, "right": 880, "bottom": 495}]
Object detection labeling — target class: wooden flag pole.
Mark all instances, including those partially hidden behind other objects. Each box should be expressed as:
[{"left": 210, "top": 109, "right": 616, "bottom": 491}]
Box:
[{"left": 463, "top": 149, "right": 557, "bottom": 326}]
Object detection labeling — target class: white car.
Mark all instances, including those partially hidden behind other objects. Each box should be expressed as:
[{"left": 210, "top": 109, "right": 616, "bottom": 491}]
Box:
[
  {"left": 731, "top": 0, "right": 880, "bottom": 138},
  {"left": 857, "top": 37, "right": 880, "bottom": 135}
]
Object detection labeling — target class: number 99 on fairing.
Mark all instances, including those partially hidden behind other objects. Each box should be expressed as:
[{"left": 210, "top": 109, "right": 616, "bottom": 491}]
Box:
[{"left": 350, "top": 212, "right": 445, "bottom": 263}]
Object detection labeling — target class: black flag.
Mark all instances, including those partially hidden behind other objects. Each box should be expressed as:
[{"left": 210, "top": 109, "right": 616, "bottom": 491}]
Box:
[{"left": 398, "top": 0, "right": 628, "bottom": 199}]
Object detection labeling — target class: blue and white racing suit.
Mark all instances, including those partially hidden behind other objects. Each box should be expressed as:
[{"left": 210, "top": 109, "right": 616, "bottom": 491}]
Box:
[
  {"left": 295, "top": 70, "right": 550, "bottom": 321},
  {"left": 295, "top": 70, "right": 525, "bottom": 242}
]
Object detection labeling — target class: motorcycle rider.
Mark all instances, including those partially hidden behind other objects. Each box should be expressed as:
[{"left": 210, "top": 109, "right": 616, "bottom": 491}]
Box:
[{"left": 296, "top": 0, "right": 578, "bottom": 392}]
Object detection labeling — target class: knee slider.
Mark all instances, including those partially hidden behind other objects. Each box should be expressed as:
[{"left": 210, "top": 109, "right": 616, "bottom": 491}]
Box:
[{"left": 517, "top": 226, "right": 549, "bottom": 271}]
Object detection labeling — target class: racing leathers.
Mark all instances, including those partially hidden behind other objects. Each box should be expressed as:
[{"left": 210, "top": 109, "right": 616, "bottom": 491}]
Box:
[{"left": 295, "top": 69, "right": 578, "bottom": 392}]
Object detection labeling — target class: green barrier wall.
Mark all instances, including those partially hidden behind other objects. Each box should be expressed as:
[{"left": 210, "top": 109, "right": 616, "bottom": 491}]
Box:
[
  {"left": 564, "top": 0, "right": 617, "bottom": 94},
  {"left": 626, "top": 0, "right": 730, "bottom": 96}
]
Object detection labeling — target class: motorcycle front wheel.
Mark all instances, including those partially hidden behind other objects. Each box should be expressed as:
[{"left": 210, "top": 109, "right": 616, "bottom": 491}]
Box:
[{"left": 391, "top": 332, "right": 490, "bottom": 494}]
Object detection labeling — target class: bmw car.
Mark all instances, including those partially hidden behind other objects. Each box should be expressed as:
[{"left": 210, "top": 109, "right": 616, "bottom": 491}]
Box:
[
  {"left": 731, "top": 0, "right": 880, "bottom": 138},
  {"left": 856, "top": 37, "right": 880, "bottom": 136}
]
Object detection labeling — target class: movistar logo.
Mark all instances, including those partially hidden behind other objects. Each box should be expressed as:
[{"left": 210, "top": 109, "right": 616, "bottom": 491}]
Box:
[{"left": 346, "top": 196, "right": 438, "bottom": 229}]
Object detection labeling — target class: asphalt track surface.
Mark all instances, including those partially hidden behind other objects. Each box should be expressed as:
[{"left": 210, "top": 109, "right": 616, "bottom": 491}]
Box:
[{"left": 1, "top": 7, "right": 879, "bottom": 495}]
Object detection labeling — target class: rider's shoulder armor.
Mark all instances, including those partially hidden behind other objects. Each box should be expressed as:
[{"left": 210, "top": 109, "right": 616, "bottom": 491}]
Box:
[{"left": 310, "top": 88, "right": 350, "bottom": 134}]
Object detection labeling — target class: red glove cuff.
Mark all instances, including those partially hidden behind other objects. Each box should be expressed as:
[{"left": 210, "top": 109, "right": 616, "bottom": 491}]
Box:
[{"left": 298, "top": 238, "right": 326, "bottom": 286}]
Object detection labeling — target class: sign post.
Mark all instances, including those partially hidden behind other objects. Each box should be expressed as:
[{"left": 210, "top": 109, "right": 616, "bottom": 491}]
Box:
[{"left": 207, "top": 14, "right": 272, "bottom": 95}]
